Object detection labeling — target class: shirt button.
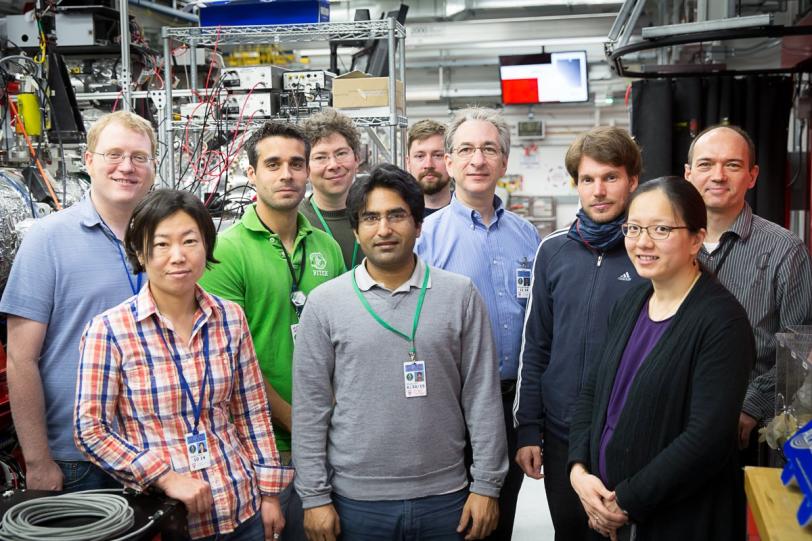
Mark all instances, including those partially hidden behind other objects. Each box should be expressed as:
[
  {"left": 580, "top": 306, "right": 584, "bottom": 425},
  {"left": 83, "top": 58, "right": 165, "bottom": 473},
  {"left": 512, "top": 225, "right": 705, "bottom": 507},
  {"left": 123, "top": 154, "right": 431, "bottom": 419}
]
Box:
[
  {"left": 493, "top": 259, "right": 498, "bottom": 264},
  {"left": 498, "top": 292, "right": 503, "bottom": 296},
  {"left": 503, "top": 324, "right": 508, "bottom": 329}
]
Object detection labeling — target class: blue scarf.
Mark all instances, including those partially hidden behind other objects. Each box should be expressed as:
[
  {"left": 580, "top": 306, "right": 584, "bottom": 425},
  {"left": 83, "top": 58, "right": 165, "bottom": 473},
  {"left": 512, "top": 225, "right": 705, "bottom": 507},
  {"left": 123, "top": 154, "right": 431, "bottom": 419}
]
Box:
[{"left": 567, "top": 208, "right": 626, "bottom": 252}]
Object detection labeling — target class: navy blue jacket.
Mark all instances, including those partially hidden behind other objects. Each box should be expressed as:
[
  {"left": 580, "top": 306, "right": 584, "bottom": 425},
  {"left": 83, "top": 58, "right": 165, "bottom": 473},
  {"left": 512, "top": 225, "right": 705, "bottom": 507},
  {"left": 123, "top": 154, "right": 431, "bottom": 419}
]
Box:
[{"left": 513, "top": 227, "right": 645, "bottom": 446}]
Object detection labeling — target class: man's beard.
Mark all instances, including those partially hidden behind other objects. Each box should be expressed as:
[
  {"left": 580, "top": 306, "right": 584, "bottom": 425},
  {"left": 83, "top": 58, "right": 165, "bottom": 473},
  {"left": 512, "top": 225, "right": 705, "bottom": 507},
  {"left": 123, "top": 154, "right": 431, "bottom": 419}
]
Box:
[{"left": 419, "top": 170, "right": 451, "bottom": 195}]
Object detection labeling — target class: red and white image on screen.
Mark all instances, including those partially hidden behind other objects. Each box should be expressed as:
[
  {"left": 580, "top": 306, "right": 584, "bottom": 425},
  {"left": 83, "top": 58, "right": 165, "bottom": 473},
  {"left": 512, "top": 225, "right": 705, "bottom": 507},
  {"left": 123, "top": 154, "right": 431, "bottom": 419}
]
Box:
[{"left": 499, "top": 51, "right": 588, "bottom": 105}]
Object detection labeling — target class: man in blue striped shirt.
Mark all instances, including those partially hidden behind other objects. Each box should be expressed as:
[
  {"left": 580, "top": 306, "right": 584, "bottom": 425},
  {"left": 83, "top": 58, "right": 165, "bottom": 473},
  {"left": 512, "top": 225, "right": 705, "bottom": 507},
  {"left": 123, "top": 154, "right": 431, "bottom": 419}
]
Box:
[{"left": 416, "top": 107, "right": 540, "bottom": 540}]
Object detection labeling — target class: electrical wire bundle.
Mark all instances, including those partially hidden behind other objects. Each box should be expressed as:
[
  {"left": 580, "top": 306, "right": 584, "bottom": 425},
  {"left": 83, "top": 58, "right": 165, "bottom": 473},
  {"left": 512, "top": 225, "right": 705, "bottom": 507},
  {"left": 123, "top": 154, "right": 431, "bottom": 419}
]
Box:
[{"left": 0, "top": 489, "right": 161, "bottom": 541}]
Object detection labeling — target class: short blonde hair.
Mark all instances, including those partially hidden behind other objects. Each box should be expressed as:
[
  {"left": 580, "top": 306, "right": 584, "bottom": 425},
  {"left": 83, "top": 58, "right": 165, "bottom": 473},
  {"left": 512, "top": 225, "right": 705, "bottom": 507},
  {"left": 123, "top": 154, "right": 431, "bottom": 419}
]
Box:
[
  {"left": 86, "top": 111, "right": 157, "bottom": 155},
  {"left": 408, "top": 119, "right": 446, "bottom": 153}
]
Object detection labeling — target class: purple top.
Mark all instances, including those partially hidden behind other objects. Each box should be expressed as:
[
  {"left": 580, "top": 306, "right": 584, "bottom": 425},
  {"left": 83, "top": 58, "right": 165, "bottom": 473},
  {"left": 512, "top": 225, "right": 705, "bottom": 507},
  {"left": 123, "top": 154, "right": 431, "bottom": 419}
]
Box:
[{"left": 598, "top": 299, "right": 672, "bottom": 483}]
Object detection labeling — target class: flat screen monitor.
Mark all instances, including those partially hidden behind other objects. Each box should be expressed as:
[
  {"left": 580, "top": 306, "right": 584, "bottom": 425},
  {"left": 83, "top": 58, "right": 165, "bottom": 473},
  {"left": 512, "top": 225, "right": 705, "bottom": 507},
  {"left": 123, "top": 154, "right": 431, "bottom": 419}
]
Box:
[{"left": 499, "top": 51, "right": 589, "bottom": 105}]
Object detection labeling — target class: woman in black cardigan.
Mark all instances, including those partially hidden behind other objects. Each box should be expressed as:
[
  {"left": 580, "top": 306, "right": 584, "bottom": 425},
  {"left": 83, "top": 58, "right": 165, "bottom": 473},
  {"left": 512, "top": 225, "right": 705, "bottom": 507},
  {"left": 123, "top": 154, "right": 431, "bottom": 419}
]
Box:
[{"left": 568, "top": 176, "right": 755, "bottom": 541}]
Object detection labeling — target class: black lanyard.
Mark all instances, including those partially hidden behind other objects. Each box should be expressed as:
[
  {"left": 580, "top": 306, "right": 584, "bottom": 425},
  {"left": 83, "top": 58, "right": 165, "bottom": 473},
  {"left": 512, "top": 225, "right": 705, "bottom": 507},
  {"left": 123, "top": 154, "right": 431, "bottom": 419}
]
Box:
[
  {"left": 257, "top": 215, "right": 308, "bottom": 315},
  {"left": 710, "top": 234, "right": 738, "bottom": 279}
]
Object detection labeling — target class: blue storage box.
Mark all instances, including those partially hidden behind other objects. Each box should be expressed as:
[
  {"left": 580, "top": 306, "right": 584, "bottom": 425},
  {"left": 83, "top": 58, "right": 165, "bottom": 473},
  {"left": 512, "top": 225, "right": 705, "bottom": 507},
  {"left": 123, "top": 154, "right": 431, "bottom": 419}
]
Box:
[{"left": 199, "top": 0, "right": 329, "bottom": 27}]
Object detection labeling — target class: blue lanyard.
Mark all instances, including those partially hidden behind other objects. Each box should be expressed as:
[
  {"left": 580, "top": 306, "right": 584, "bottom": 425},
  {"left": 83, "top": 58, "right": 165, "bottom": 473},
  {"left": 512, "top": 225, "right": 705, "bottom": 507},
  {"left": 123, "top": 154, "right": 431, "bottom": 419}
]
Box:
[
  {"left": 98, "top": 217, "right": 142, "bottom": 296},
  {"left": 113, "top": 239, "right": 142, "bottom": 295},
  {"left": 158, "top": 324, "right": 211, "bottom": 434}
]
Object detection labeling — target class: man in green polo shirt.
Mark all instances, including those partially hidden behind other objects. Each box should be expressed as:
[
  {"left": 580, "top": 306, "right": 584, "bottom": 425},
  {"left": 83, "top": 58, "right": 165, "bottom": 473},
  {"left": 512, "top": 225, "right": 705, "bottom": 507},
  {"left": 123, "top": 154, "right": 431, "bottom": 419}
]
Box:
[{"left": 199, "top": 120, "right": 343, "bottom": 541}]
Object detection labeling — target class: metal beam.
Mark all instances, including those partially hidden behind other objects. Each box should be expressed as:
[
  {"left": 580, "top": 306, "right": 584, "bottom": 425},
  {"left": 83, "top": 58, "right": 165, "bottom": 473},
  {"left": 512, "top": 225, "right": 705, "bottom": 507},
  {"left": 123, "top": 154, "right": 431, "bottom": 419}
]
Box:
[
  {"left": 119, "top": 0, "right": 131, "bottom": 111},
  {"left": 641, "top": 14, "right": 773, "bottom": 39},
  {"left": 129, "top": 0, "right": 199, "bottom": 23}
]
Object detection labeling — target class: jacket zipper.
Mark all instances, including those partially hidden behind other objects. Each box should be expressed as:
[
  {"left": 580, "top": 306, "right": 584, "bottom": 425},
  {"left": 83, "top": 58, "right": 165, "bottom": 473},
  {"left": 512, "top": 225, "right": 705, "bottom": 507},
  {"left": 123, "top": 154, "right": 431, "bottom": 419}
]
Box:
[{"left": 597, "top": 253, "right": 604, "bottom": 267}]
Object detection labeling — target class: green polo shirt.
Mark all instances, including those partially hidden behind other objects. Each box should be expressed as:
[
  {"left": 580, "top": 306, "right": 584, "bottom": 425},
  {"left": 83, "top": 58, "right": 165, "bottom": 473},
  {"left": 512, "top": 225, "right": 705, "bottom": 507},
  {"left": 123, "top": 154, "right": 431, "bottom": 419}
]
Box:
[{"left": 199, "top": 205, "right": 344, "bottom": 450}]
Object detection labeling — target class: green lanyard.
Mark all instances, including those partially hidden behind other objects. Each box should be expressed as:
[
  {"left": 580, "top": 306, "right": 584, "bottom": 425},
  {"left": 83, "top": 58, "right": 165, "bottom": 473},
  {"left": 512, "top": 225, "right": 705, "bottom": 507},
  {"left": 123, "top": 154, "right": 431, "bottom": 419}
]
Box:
[
  {"left": 310, "top": 197, "right": 359, "bottom": 268},
  {"left": 351, "top": 265, "right": 430, "bottom": 361}
]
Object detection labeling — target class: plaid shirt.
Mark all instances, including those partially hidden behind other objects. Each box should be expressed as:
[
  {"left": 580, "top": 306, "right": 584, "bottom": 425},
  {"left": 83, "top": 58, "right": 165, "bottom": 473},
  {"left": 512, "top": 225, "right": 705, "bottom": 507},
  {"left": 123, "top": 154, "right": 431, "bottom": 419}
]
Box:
[{"left": 75, "top": 285, "right": 293, "bottom": 539}]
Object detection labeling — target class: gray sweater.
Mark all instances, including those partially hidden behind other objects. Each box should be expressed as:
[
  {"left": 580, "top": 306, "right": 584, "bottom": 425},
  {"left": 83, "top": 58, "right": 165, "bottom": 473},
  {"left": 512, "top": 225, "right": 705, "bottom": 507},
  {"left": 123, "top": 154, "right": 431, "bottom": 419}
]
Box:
[{"left": 292, "top": 259, "right": 508, "bottom": 509}]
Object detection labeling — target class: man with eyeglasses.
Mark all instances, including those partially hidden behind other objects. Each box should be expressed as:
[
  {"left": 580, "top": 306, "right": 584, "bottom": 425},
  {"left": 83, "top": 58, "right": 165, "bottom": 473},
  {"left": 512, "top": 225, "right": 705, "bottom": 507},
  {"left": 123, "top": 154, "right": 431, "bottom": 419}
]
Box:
[
  {"left": 685, "top": 124, "right": 812, "bottom": 465},
  {"left": 512, "top": 126, "right": 644, "bottom": 540},
  {"left": 199, "top": 121, "right": 344, "bottom": 540},
  {"left": 300, "top": 109, "right": 363, "bottom": 270},
  {"left": 416, "top": 107, "right": 540, "bottom": 540},
  {"left": 293, "top": 164, "right": 507, "bottom": 541},
  {"left": 0, "top": 111, "right": 156, "bottom": 492},
  {"left": 406, "top": 119, "right": 453, "bottom": 217}
]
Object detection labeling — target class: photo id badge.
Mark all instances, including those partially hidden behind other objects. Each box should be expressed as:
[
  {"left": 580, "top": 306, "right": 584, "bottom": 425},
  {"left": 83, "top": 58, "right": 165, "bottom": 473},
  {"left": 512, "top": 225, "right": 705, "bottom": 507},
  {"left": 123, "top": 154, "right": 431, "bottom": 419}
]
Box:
[
  {"left": 516, "top": 268, "right": 531, "bottom": 299},
  {"left": 185, "top": 431, "right": 211, "bottom": 472},
  {"left": 403, "top": 361, "right": 427, "bottom": 397}
]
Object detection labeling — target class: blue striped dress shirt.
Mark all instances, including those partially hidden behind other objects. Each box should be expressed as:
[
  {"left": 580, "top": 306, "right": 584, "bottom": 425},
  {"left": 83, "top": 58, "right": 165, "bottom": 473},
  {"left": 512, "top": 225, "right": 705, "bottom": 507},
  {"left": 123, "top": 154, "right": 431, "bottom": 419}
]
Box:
[{"left": 416, "top": 195, "right": 541, "bottom": 379}]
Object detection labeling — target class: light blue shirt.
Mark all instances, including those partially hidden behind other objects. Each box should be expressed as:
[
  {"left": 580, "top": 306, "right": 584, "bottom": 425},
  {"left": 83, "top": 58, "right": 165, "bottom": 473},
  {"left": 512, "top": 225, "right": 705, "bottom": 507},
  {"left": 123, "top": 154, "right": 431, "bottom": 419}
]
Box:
[
  {"left": 0, "top": 194, "right": 142, "bottom": 461},
  {"left": 416, "top": 194, "right": 540, "bottom": 379}
]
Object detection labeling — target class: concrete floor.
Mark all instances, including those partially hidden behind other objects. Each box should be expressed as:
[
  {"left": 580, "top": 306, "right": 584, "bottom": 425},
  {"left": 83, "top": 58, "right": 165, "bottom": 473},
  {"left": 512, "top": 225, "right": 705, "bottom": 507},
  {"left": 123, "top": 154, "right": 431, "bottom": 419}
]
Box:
[{"left": 512, "top": 476, "right": 556, "bottom": 540}]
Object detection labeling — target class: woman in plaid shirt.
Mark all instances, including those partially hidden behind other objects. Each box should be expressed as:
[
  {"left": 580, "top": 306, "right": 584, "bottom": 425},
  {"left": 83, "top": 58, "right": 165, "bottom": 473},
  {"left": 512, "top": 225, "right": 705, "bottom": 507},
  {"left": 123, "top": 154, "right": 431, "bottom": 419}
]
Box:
[{"left": 75, "top": 189, "right": 292, "bottom": 540}]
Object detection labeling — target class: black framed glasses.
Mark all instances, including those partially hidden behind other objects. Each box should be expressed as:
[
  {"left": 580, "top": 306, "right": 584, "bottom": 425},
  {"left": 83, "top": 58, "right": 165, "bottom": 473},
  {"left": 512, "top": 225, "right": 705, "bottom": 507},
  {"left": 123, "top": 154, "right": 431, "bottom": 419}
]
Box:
[{"left": 621, "top": 223, "right": 689, "bottom": 240}]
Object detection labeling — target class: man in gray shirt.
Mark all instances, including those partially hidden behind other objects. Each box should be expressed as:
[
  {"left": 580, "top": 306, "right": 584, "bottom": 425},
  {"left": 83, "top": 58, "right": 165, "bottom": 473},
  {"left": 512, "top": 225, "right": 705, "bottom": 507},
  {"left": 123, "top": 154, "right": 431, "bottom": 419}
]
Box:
[{"left": 292, "top": 164, "right": 508, "bottom": 541}]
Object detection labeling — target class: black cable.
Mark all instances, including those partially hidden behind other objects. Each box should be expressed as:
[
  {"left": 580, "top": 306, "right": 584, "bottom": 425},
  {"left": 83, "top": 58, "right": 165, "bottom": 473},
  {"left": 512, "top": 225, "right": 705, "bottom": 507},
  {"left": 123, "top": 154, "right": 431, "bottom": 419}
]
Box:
[{"left": 177, "top": 75, "right": 226, "bottom": 187}]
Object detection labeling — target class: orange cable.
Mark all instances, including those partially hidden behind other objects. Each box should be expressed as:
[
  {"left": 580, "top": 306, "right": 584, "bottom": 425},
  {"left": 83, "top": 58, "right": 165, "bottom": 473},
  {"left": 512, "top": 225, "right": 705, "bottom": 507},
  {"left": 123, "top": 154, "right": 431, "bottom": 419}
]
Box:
[{"left": 8, "top": 96, "right": 62, "bottom": 210}]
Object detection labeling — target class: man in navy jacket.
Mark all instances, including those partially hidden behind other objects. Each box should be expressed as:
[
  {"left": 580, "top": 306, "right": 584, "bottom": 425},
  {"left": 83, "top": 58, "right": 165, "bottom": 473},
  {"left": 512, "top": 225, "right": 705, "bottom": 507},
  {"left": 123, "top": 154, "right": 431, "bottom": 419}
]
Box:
[{"left": 513, "top": 126, "right": 645, "bottom": 540}]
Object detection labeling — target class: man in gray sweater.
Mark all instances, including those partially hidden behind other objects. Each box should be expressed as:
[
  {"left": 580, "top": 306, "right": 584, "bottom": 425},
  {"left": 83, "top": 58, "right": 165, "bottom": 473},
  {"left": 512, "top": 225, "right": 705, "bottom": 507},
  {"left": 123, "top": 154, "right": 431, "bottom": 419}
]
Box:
[{"left": 292, "top": 164, "right": 508, "bottom": 541}]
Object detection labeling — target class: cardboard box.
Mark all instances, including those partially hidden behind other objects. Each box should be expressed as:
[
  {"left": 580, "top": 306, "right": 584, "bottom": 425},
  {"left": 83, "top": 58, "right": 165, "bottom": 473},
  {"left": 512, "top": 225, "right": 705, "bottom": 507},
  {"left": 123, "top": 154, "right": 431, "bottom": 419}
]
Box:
[{"left": 332, "top": 71, "right": 405, "bottom": 115}]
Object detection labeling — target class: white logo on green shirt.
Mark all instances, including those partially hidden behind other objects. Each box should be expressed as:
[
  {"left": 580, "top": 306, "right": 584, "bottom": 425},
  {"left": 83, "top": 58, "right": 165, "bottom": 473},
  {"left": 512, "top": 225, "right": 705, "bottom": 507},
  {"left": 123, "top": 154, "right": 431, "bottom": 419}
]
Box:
[{"left": 310, "top": 252, "right": 328, "bottom": 276}]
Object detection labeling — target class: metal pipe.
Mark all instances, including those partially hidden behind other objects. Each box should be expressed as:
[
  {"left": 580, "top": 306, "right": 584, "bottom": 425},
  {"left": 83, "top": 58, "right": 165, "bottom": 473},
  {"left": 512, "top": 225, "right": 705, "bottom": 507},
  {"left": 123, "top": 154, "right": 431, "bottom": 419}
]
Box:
[
  {"left": 119, "top": 0, "right": 132, "bottom": 111},
  {"left": 190, "top": 38, "right": 198, "bottom": 102},
  {"left": 387, "top": 17, "right": 397, "bottom": 166},
  {"left": 128, "top": 0, "right": 199, "bottom": 23},
  {"left": 163, "top": 29, "right": 175, "bottom": 188},
  {"left": 398, "top": 28, "right": 406, "bottom": 167}
]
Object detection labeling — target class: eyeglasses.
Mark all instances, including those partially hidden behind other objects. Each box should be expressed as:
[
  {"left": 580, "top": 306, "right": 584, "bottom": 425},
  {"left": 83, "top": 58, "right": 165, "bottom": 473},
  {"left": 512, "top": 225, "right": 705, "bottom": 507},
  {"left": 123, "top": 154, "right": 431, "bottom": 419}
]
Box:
[
  {"left": 359, "top": 209, "right": 412, "bottom": 227},
  {"left": 621, "top": 223, "right": 689, "bottom": 240},
  {"left": 310, "top": 148, "right": 354, "bottom": 166},
  {"left": 452, "top": 145, "right": 502, "bottom": 159},
  {"left": 92, "top": 151, "right": 155, "bottom": 166}
]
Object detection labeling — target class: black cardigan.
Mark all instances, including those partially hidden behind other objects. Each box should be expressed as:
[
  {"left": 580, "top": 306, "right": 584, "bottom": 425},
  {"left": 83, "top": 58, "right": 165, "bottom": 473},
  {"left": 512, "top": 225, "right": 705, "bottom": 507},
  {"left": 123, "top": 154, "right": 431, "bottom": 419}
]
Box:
[{"left": 568, "top": 272, "right": 755, "bottom": 541}]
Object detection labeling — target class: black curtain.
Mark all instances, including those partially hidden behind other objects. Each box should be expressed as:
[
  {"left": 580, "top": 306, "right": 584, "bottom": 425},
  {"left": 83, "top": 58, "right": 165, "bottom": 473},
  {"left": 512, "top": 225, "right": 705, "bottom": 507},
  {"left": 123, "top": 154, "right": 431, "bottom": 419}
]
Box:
[{"left": 630, "top": 75, "right": 794, "bottom": 226}]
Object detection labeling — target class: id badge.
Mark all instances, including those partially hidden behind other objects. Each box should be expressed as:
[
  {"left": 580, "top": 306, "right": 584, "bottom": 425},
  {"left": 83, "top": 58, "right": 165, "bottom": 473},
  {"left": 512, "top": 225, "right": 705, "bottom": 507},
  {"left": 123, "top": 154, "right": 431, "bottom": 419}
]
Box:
[
  {"left": 185, "top": 431, "right": 211, "bottom": 471},
  {"left": 403, "top": 360, "right": 427, "bottom": 397},
  {"left": 516, "top": 268, "right": 531, "bottom": 299}
]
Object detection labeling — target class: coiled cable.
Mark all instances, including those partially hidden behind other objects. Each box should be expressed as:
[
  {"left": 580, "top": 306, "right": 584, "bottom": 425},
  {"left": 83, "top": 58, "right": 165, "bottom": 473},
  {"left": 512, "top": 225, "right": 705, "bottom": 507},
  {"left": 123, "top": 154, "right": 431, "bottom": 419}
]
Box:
[{"left": 0, "top": 489, "right": 157, "bottom": 541}]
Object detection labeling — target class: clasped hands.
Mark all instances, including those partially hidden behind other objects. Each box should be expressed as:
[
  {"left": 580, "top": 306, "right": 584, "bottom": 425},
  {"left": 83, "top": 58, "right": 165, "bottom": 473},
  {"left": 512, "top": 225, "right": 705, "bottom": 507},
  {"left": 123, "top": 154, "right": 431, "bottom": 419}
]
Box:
[{"left": 569, "top": 464, "right": 629, "bottom": 540}]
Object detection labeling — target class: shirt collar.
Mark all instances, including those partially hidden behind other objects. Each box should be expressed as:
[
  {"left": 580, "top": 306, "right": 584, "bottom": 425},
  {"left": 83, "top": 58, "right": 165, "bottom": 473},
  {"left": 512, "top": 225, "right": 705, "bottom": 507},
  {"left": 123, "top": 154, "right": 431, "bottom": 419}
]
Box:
[
  {"left": 242, "top": 204, "right": 314, "bottom": 242},
  {"left": 450, "top": 193, "right": 505, "bottom": 226},
  {"left": 77, "top": 193, "right": 105, "bottom": 229},
  {"left": 134, "top": 284, "right": 216, "bottom": 328},
  {"left": 724, "top": 202, "right": 754, "bottom": 241},
  {"left": 354, "top": 256, "right": 432, "bottom": 294}
]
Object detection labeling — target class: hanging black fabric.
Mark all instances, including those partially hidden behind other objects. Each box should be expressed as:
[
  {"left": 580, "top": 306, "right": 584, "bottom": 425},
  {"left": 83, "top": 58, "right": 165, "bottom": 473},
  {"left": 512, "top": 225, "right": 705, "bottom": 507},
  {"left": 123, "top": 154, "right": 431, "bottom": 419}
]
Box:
[{"left": 630, "top": 75, "right": 794, "bottom": 226}]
